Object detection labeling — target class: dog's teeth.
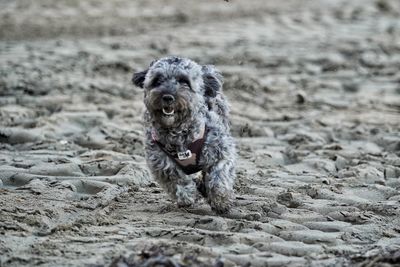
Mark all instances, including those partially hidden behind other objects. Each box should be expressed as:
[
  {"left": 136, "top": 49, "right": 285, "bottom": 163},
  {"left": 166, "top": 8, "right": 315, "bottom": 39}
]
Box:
[{"left": 162, "top": 108, "right": 174, "bottom": 115}]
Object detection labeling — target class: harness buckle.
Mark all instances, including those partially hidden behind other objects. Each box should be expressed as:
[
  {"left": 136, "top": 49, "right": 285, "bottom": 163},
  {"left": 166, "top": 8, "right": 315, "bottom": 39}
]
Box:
[{"left": 177, "top": 150, "right": 192, "bottom": 160}]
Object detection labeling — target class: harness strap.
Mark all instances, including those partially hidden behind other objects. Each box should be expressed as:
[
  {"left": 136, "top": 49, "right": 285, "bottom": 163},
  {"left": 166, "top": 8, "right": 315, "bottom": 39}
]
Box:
[{"left": 152, "top": 125, "right": 208, "bottom": 175}]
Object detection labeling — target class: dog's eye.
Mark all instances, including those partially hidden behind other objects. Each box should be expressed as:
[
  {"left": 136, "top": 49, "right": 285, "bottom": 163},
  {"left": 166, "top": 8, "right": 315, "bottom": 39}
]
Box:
[
  {"left": 177, "top": 77, "right": 191, "bottom": 88},
  {"left": 150, "top": 75, "right": 162, "bottom": 88}
]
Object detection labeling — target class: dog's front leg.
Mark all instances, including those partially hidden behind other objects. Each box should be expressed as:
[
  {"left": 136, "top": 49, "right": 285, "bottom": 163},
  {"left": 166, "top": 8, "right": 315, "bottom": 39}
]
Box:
[
  {"left": 175, "top": 177, "right": 197, "bottom": 208},
  {"left": 150, "top": 168, "right": 197, "bottom": 208},
  {"left": 204, "top": 158, "right": 235, "bottom": 214}
]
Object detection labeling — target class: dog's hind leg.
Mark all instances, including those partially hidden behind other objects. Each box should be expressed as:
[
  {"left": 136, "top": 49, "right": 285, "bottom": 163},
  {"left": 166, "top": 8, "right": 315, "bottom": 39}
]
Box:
[{"left": 195, "top": 172, "right": 208, "bottom": 199}]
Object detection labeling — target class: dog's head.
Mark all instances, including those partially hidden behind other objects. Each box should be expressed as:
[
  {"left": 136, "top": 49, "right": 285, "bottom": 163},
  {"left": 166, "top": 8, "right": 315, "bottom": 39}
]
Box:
[{"left": 132, "top": 56, "right": 223, "bottom": 128}]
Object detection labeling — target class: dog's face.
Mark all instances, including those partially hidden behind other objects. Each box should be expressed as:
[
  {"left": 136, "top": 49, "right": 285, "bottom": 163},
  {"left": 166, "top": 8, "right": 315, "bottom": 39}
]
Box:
[{"left": 132, "top": 56, "right": 223, "bottom": 128}]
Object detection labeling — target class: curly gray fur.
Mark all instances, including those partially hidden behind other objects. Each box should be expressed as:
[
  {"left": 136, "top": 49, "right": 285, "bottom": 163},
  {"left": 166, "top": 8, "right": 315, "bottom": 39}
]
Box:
[{"left": 132, "top": 56, "right": 236, "bottom": 214}]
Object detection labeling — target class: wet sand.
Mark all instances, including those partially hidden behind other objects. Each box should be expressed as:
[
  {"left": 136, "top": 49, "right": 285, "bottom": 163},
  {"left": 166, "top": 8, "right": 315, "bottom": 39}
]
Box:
[{"left": 1, "top": 0, "right": 400, "bottom": 266}]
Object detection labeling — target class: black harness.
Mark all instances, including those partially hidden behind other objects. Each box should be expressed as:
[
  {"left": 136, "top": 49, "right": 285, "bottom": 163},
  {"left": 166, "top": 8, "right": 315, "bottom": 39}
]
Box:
[{"left": 152, "top": 126, "right": 208, "bottom": 175}]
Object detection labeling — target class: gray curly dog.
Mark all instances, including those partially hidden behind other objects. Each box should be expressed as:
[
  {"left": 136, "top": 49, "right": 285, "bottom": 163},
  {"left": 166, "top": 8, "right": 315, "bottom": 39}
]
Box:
[{"left": 132, "top": 56, "right": 236, "bottom": 214}]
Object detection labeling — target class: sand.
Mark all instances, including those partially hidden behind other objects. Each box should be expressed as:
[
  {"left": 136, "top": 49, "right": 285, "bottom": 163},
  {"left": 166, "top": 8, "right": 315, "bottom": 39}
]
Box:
[{"left": 1, "top": 0, "right": 400, "bottom": 266}]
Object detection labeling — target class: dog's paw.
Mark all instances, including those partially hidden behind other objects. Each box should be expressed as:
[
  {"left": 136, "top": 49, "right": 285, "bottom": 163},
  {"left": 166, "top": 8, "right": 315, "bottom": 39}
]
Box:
[
  {"left": 207, "top": 186, "right": 234, "bottom": 215},
  {"left": 210, "top": 195, "right": 234, "bottom": 214},
  {"left": 211, "top": 203, "right": 232, "bottom": 215},
  {"left": 209, "top": 196, "right": 234, "bottom": 215},
  {"left": 176, "top": 198, "right": 195, "bottom": 209},
  {"left": 176, "top": 184, "right": 196, "bottom": 208}
]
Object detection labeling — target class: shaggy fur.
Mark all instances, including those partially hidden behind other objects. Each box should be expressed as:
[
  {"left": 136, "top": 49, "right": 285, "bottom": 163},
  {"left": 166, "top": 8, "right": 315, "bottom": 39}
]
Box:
[{"left": 132, "top": 56, "right": 236, "bottom": 214}]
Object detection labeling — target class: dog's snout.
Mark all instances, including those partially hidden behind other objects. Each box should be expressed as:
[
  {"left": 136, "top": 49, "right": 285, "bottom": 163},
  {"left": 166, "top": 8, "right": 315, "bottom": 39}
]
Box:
[{"left": 162, "top": 94, "right": 175, "bottom": 103}]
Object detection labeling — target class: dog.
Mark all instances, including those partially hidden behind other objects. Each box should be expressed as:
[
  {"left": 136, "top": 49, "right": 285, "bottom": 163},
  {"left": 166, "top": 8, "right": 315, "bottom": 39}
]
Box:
[{"left": 132, "top": 56, "right": 236, "bottom": 214}]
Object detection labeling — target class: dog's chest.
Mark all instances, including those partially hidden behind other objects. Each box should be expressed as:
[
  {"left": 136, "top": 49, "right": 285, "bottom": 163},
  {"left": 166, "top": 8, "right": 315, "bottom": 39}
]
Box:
[{"left": 151, "top": 126, "right": 208, "bottom": 175}]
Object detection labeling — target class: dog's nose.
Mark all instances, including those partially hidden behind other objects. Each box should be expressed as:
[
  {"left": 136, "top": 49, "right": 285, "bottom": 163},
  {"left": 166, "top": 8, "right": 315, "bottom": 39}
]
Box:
[{"left": 162, "top": 94, "right": 175, "bottom": 103}]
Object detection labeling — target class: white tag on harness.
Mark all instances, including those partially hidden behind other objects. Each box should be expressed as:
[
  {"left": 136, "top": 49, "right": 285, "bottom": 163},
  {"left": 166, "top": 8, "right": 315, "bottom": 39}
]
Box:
[{"left": 177, "top": 150, "right": 192, "bottom": 160}]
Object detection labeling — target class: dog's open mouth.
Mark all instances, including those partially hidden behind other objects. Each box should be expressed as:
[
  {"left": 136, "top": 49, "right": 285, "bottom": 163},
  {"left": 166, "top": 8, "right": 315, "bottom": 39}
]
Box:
[{"left": 162, "top": 106, "right": 175, "bottom": 116}]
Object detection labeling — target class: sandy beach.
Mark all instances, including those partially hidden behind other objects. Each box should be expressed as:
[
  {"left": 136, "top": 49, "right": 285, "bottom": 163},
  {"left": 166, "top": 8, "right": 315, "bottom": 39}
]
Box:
[{"left": 1, "top": 0, "right": 400, "bottom": 266}]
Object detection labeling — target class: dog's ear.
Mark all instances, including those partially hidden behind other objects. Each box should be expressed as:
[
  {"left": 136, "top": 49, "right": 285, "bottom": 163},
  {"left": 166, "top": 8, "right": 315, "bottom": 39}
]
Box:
[
  {"left": 132, "top": 69, "right": 148, "bottom": 88},
  {"left": 202, "top": 65, "right": 223, "bottom": 97}
]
